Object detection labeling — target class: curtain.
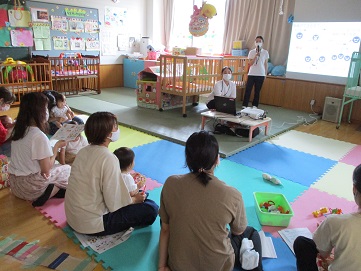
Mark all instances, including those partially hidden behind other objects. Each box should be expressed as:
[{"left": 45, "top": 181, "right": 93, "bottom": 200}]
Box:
[
  {"left": 163, "top": 0, "right": 175, "bottom": 50},
  {"left": 223, "top": 0, "right": 295, "bottom": 66}
]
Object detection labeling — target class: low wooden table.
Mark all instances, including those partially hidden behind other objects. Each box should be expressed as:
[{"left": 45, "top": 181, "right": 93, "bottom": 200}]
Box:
[{"left": 201, "top": 111, "right": 272, "bottom": 142}]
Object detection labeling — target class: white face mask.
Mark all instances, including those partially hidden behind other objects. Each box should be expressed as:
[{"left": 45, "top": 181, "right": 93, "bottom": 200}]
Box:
[
  {"left": 255, "top": 42, "right": 263, "bottom": 48},
  {"left": 45, "top": 110, "right": 49, "bottom": 121},
  {"left": 223, "top": 74, "right": 232, "bottom": 81},
  {"left": 108, "top": 128, "right": 120, "bottom": 142},
  {"left": 0, "top": 104, "right": 10, "bottom": 111}
]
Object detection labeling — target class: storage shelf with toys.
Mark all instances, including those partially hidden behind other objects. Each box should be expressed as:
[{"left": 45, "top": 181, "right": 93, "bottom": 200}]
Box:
[
  {"left": 33, "top": 53, "right": 100, "bottom": 96},
  {"left": 0, "top": 57, "right": 53, "bottom": 105}
]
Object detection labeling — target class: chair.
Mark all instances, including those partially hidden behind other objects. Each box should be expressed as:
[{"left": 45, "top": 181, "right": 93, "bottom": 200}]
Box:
[{"left": 336, "top": 51, "right": 361, "bottom": 129}]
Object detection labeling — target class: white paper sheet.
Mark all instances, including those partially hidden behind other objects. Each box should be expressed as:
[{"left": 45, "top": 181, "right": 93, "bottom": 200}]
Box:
[
  {"left": 278, "top": 227, "right": 313, "bottom": 254},
  {"left": 50, "top": 124, "right": 84, "bottom": 141},
  {"left": 259, "top": 231, "right": 277, "bottom": 258},
  {"left": 74, "top": 227, "right": 134, "bottom": 254}
]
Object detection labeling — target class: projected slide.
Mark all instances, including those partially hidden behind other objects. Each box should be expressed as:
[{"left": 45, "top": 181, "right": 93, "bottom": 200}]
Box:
[{"left": 287, "top": 22, "right": 361, "bottom": 82}]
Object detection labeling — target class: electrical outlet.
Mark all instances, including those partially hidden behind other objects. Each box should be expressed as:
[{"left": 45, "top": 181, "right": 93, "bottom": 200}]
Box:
[{"left": 310, "top": 99, "right": 315, "bottom": 106}]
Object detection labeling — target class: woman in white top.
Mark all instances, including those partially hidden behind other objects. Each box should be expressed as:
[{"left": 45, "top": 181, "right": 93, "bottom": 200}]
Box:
[
  {"left": 242, "top": 36, "right": 269, "bottom": 109},
  {"left": 8, "top": 93, "right": 70, "bottom": 207},
  {"left": 206, "top": 66, "right": 237, "bottom": 109},
  {"left": 65, "top": 112, "right": 159, "bottom": 235},
  {"left": 294, "top": 164, "right": 361, "bottom": 271}
]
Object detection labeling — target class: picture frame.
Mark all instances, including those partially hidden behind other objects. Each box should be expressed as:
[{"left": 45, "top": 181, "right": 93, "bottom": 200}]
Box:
[{"left": 31, "top": 7, "right": 49, "bottom": 22}]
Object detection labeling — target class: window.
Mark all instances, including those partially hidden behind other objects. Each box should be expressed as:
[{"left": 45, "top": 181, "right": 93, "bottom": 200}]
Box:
[{"left": 170, "top": 0, "right": 226, "bottom": 54}]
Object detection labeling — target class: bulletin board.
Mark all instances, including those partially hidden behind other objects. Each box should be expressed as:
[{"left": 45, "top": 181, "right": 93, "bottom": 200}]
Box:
[{"left": 27, "top": 0, "right": 100, "bottom": 57}]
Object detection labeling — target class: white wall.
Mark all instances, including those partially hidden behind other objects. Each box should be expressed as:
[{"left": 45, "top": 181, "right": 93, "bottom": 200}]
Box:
[{"left": 31, "top": 0, "right": 147, "bottom": 64}]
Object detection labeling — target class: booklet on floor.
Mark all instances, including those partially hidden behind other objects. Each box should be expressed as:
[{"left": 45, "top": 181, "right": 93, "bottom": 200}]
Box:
[{"left": 278, "top": 227, "right": 313, "bottom": 254}]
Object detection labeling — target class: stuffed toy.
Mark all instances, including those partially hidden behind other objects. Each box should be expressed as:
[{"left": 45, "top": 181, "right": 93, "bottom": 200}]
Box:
[{"left": 189, "top": 2, "right": 217, "bottom": 37}]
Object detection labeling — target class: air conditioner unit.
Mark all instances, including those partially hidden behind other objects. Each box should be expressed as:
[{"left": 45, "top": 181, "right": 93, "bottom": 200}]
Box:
[{"left": 322, "top": 97, "right": 342, "bottom": 123}]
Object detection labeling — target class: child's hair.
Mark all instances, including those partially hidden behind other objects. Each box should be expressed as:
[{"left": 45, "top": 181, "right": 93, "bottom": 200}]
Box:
[
  {"left": 54, "top": 93, "right": 66, "bottom": 105},
  {"left": 113, "top": 147, "right": 135, "bottom": 172},
  {"left": 353, "top": 164, "right": 361, "bottom": 193},
  {"left": 0, "top": 86, "right": 15, "bottom": 104}
]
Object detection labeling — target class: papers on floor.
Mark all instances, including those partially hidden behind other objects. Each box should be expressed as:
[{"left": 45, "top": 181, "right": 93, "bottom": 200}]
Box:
[
  {"left": 278, "top": 227, "right": 313, "bottom": 254},
  {"left": 259, "top": 231, "right": 277, "bottom": 258},
  {"left": 51, "top": 123, "right": 85, "bottom": 141},
  {"left": 74, "top": 227, "right": 134, "bottom": 254}
]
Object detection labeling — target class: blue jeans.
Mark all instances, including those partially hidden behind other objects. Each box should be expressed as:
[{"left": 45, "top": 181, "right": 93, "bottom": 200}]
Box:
[
  {"left": 242, "top": 76, "right": 265, "bottom": 108},
  {"left": 95, "top": 199, "right": 159, "bottom": 236},
  {"left": 0, "top": 141, "right": 11, "bottom": 157}
]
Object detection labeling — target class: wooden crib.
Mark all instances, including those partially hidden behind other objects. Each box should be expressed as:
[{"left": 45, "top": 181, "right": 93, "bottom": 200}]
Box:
[
  {"left": 0, "top": 61, "right": 53, "bottom": 105},
  {"left": 159, "top": 55, "right": 249, "bottom": 117}
]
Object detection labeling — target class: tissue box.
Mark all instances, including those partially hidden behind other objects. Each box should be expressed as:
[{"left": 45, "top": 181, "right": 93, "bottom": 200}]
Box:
[
  {"left": 232, "top": 49, "right": 249, "bottom": 56},
  {"left": 185, "top": 47, "right": 202, "bottom": 55},
  {"left": 254, "top": 192, "right": 294, "bottom": 227}
]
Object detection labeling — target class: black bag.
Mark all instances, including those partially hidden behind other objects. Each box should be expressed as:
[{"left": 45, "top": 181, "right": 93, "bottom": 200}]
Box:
[
  {"left": 214, "top": 123, "right": 236, "bottom": 136},
  {"left": 235, "top": 127, "right": 260, "bottom": 138}
]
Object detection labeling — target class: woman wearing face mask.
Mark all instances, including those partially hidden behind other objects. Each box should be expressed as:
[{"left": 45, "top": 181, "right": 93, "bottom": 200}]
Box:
[
  {"left": 206, "top": 66, "right": 236, "bottom": 109},
  {"left": 65, "top": 111, "right": 159, "bottom": 236},
  {"left": 8, "top": 93, "right": 70, "bottom": 207},
  {"left": 0, "top": 86, "right": 16, "bottom": 156},
  {"left": 242, "top": 36, "right": 269, "bottom": 109}
]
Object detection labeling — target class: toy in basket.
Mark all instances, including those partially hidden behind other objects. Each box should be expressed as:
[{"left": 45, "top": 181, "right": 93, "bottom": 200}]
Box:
[
  {"left": 0, "top": 155, "right": 9, "bottom": 189},
  {"left": 254, "top": 192, "right": 294, "bottom": 227}
]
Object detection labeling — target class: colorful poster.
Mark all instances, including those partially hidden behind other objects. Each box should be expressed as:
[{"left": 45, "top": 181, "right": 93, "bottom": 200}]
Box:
[
  {"left": 0, "top": 27, "right": 11, "bottom": 47},
  {"left": 8, "top": 9, "right": 31, "bottom": 27},
  {"left": 32, "top": 23, "right": 50, "bottom": 39},
  {"left": 104, "top": 6, "right": 127, "bottom": 28},
  {"left": 69, "top": 18, "right": 84, "bottom": 33},
  {"left": 70, "top": 37, "right": 85, "bottom": 51},
  {"left": 0, "top": 8, "right": 8, "bottom": 27},
  {"left": 51, "top": 16, "right": 68, "bottom": 31},
  {"left": 10, "top": 28, "right": 33, "bottom": 46},
  {"left": 30, "top": 8, "right": 49, "bottom": 23},
  {"left": 86, "top": 39, "right": 100, "bottom": 51},
  {"left": 53, "top": 36, "right": 68, "bottom": 50},
  {"left": 84, "top": 20, "right": 99, "bottom": 33}
]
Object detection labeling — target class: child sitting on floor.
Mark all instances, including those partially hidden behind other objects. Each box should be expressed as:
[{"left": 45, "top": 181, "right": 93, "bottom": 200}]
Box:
[
  {"left": 49, "top": 93, "right": 84, "bottom": 136},
  {"left": 113, "top": 147, "right": 147, "bottom": 197},
  {"left": 58, "top": 121, "right": 88, "bottom": 165}
]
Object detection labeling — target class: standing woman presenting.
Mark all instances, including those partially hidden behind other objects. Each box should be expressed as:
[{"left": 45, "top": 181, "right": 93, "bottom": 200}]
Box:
[
  {"left": 206, "top": 66, "right": 237, "bottom": 109},
  {"left": 243, "top": 36, "right": 269, "bottom": 109}
]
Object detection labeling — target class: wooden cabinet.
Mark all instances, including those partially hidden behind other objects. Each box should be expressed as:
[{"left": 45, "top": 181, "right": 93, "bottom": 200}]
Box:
[
  {"left": 260, "top": 76, "right": 286, "bottom": 106},
  {"left": 123, "top": 59, "right": 158, "bottom": 88}
]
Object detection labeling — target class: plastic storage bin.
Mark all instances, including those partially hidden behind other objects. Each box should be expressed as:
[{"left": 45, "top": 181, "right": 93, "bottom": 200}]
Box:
[{"left": 254, "top": 192, "right": 294, "bottom": 227}]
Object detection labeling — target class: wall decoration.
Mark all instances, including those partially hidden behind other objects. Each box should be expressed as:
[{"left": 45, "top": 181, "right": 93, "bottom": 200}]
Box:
[
  {"left": 104, "top": 6, "right": 127, "bottom": 28},
  {"left": 85, "top": 39, "right": 100, "bottom": 51},
  {"left": 70, "top": 37, "right": 85, "bottom": 50},
  {"left": 0, "top": 7, "right": 8, "bottom": 27},
  {"left": 10, "top": 28, "right": 33, "bottom": 46},
  {"left": 8, "top": 9, "right": 31, "bottom": 27},
  {"left": 0, "top": 27, "right": 11, "bottom": 47},
  {"left": 34, "top": 37, "right": 51, "bottom": 50},
  {"left": 84, "top": 20, "right": 99, "bottom": 33},
  {"left": 64, "top": 7, "right": 86, "bottom": 17},
  {"left": 53, "top": 36, "right": 68, "bottom": 50},
  {"left": 51, "top": 16, "right": 68, "bottom": 31},
  {"left": 69, "top": 18, "right": 84, "bottom": 32},
  {"left": 30, "top": 7, "right": 49, "bottom": 22}
]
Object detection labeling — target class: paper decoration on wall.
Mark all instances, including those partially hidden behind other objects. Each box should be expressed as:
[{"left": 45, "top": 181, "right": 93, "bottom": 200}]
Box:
[
  {"left": 69, "top": 18, "right": 84, "bottom": 33},
  {"left": 34, "top": 38, "right": 51, "bottom": 50},
  {"left": 104, "top": 6, "right": 127, "bottom": 28},
  {"left": 189, "top": 2, "right": 217, "bottom": 37},
  {"left": 51, "top": 16, "right": 68, "bottom": 31},
  {"left": 8, "top": 9, "right": 31, "bottom": 27},
  {"left": 84, "top": 20, "right": 99, "bottom": 33},
  {"left": 70, "top": 37, "right": 85, "bottom": 51},
  {"left": 10, "top": 28, "right": 33, "bottom": 46},
  {"left": 0, "top": 27, "right": 11, "bottom": 47},
  {"left": 0, "top": 8, "right": 8, "bottom": 27},
  {"left": 101, "top": 28, "right": 117, "bottom": 55},
  {"left": 64, "top": 7, "right": 86, "bottom": 17},
  {"left": 53, "top": 36, "right": 68, "bottom": 50},
  {"left": 30, "top": 8, "right": 49, "bottom": 23},
  {"left": 85, "top": 39, "right": 100, "bottom": 51},
  {"left": 32, "top": 23, "right": 50, "bottom": 39}
]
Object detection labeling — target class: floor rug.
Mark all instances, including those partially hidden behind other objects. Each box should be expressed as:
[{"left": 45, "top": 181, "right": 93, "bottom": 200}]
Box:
[
  {"left": 339, "top": 145, "right": 361, "bottom": 167},
  {"left": 132, "top": 140, "right": 189, "bottom": 184},
  {"left": 311, "top": 162, "right": 355, "bottom": 201},
  {"left": 268, "top": 130, "right": 356, "bottom": 161},
  {"left": 227, "top": 142, "right": 337, "bottom": 187}
]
